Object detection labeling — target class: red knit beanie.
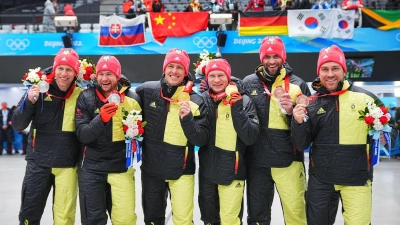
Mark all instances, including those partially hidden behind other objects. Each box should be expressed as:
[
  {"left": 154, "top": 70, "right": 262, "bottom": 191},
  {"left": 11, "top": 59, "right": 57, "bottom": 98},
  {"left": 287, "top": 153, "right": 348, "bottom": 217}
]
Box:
[
  {"left": 163, "top": 48, "right": 190, "bottom": 76},
  {"left": 317, "top": 45, "right": 347, "bottom": 75},
  {"left": 53, "top": 48, "right": 80, "bottom": 75},
  {"left": 96, "top": 55, "right": 121, "bottom": 79},
  {"left": 259, "top": 36, "right": 287, "bottom": 63},
  {"left": 205, "top": 59, "right": 231, "bottom": 81}
]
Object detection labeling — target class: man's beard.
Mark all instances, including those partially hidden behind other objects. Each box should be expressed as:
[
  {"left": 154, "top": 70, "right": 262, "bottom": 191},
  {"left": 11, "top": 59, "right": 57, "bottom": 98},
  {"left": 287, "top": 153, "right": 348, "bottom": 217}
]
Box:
[{"left": 264, "top": 65, "right": 282, "bottom": 77}]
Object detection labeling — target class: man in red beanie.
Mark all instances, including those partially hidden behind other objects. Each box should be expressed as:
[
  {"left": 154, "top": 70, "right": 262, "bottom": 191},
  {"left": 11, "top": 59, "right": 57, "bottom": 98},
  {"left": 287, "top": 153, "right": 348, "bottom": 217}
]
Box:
[
  {"left": 135, "top": 48, "right": 209, "bottom": 225},
  {"left": 291, "top": 45, "right": 398, "bottom": 225},
  {"left": 242, "top": 36, "right": 310, "bottom": 225},
  {"left": 12, "top": 48, "right": 83, "bottom": 225},
  {"left": 198, "top": 59, "right": 259, "bottom": 225},
  {"left": 75, "top": 55, "right": 141, "bottom": 225}
]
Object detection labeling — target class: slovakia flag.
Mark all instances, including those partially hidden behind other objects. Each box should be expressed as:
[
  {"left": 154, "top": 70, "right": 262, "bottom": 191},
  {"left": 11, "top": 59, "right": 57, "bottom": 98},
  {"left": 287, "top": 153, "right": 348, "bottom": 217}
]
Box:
[{"left": 99, "top": 15, "right": 146, "bottom": 46}]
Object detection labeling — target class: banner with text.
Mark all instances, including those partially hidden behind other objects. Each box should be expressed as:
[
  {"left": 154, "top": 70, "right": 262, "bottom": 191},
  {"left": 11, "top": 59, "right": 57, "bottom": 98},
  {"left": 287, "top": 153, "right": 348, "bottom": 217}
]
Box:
[{"left": 0, "top": 28, "right": 398, "bottom": 56}]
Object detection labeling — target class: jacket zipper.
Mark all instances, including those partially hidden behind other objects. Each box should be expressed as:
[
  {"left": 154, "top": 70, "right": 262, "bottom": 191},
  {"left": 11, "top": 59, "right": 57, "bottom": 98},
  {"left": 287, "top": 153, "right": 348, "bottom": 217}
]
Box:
[
  {"left": 32, "top": 129, "right": 36, "bottom": 152},
  {"left": 235, "top": 151, "right": 239, "bottom": 174},
  {"left": 81, "top": 146, "right": 87, "bottom": 168},
  {"left": 183, "top": 147, "right": 188, "bottom": 169}
]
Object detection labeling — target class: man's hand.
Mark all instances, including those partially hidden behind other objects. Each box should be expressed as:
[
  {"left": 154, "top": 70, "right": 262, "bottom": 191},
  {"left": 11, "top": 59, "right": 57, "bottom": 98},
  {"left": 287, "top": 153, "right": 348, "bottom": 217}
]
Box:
[
  {"left": 293, "top": 104, "right": 307, "bottom": 124},
  {"left": 179, "top": 101, "right": 192, "bottom": 119},
  {"left": 100, "top": 102, "right": 118, "bottom": 123},
  {"left": 230, "top": 91, "right": 242, "bottom": 106},
  {"left": 199, "top": 80, "right": 208, "bottom": 93},
  {"left": 280, "top": 93, "right": 293, "bottom": 115},
  {"left": 2, "top": 125, "right": 7, "bottom": 130},
  {"left": 28, "top": 85, "right": 40, "bottom": 104},
  {"left": 380, "top": 132, "right": 387, "bottom": 146}
]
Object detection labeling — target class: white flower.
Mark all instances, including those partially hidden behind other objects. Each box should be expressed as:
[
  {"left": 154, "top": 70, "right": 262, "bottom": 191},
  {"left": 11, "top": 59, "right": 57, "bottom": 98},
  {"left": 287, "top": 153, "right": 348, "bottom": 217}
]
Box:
[
  {"left": 25, "top": 67, "right": 42, "bottom": 84},
  {"left": 122, "top": 109, "right": 144, "bottom": 140}
]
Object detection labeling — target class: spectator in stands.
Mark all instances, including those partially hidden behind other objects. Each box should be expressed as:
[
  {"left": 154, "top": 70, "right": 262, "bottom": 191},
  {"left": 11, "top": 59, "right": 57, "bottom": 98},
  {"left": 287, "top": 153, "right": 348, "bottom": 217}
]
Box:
[
  {"left": 244, "top": 0, "right": 265, "bottom": 11},
  {"left": 152, "top": 0, "right": 165, "bottom": 12},
  {"left": 386, "top": 0, "right": 399, "bottom": 9},
  {"left": 144, "top": 0, "right": 153, "bottom": 12},
  {"left": 291, "top": 45, "right": 398, "bottom": 225},
  {"left": 207, "top": 0, "right": 226, "bottom": 12},
  {"left": 43, "top": 0, "right": 56, "bottom": 32},
  {"left": 134, "top": 0, "right": 147, "bottom": 15},
  {"left": 342, "top": 0, "right": 363, "bottom": 9},
  {"left": 123, "top": 0, "right": 134, "bottom": 18},
  {"left": 185, "top": 0, "right": 203, "bottom": 12},
  {"left": 312, "top": 0, "right": 330, "bottom": 9},
  {"left": 224, "top": 0, "right": 242, "bottom": 30},
  {"left": 273, "top": 0, "right": 296, "bottom": 10},
  {"left": 330, "top": 0, "right": 338, "bottom": 8},
  {"left": 294, "top": 0, "right": 312, "bottom": 8},
  {"left": 64, "top": 4, "right": 75, "bottom": 16},
  {"left": 1, "top": 102, "right": 15, "bottom": 155}
]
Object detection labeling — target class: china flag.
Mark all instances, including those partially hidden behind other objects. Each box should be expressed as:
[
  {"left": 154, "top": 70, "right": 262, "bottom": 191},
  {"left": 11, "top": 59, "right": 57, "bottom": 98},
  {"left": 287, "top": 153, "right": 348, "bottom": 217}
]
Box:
[{"left": 148, "top": 12, "right": 209, "bottom": 45}]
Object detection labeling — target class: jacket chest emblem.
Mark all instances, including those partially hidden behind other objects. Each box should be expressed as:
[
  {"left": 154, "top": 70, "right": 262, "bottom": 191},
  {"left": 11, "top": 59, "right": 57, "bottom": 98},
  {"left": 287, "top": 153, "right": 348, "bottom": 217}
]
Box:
[
  {"left": 250, "top": 90, "right": 258, "bottom": 96},
  {"left": 150, "top": 102, "right": 156, "bottom": 108},
  {"left": 317, "top": 107, "right": 326, "bottom": 114},
  {"left": 44, "top": 95, "right": 52, "bottom": 101},
  {"left": 95, "top": 108, "right": 100, "bottom": 114},
  {"left": 235, "top": 182, "right": 242, "bottom": 188}
]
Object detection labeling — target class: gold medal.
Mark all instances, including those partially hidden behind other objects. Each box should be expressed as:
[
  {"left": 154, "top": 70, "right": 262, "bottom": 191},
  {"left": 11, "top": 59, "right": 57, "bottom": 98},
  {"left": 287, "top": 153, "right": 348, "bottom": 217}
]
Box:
[
  {"left": 225, "top": 84, "right": 238, "bottom": 96},
  {"left": 178, "top": 92, "right": 190, "bottom": 102}
]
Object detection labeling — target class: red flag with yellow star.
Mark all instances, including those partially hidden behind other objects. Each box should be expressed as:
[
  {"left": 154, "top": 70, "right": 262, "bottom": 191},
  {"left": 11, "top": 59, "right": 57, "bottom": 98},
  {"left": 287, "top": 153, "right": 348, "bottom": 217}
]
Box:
[{"left": 148, "top": 12, "right": 209, "bottom": 45}]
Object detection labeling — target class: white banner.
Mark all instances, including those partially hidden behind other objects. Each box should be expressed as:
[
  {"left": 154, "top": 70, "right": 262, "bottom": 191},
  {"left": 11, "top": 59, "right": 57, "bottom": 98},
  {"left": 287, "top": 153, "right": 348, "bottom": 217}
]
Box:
[{"left": 288, "top": 9, "right": 355, "bottom": 39}]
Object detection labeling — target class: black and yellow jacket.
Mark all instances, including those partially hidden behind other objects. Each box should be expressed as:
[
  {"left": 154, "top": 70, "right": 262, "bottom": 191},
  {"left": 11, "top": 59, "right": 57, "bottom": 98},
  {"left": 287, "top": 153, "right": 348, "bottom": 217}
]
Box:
[
  {"left": 242, "top": 62, "right": 311, "bottom": 168},
  {"left": 75, "top": 84, "right": 142, "bottom": 173},
  {"left": 12, "top": 78, "right": 82, "bottom": 168},
  {"left": 199, "top": 83, "right": 259, "bottom": 185},
  {"left": 291, "top": 79, "right": 399, "bottom": 185},
  {"left": 136, "top": 78, "right": 209, "bottom": 180}
]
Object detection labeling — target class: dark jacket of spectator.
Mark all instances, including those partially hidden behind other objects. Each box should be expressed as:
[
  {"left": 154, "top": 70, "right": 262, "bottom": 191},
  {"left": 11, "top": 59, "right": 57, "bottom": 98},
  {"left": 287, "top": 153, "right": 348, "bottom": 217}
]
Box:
[
  {"left": 386, "top": 0, "right": 399, "bottom": 10},
  {"left": 152, "top": 0, "right": 165, "bottom": 12},
  {"left": 294, "top": 0, "right": 312, "bottom": 8}
]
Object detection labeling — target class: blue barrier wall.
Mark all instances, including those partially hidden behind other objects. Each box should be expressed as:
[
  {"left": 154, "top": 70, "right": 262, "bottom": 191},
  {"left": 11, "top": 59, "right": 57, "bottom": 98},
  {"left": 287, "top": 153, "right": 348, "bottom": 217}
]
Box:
[{"left": 1, "top": 28, "right": 399, "bottom": 56}]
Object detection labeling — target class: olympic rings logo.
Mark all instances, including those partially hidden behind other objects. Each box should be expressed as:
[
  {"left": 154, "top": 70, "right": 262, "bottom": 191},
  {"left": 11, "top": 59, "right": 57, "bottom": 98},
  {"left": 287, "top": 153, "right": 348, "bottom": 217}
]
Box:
[
  {"left": 193, "top": 37, "right": 217, "bottom": 49},
  {"left": 6, "top": 39, "right": 30, "bottom": 50}
]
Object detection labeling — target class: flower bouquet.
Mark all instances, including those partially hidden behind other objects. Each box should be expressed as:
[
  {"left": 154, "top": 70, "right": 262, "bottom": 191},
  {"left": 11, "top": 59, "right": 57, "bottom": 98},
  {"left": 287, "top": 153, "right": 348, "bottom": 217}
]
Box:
[
  {"left": 358, "top": 99, "right": 392, "bottom": 166},
  {"left": 193, "top": 49, "right": 216, "bottom": 80},
  {"left": 21, "top": 67, "right": 51, "bottom": 112},
  {"left": 122, "top": 109, "right": 146, "bottom": 167},
  {"left": 77, "top": 57, "right": 96, "bottom": 89}
]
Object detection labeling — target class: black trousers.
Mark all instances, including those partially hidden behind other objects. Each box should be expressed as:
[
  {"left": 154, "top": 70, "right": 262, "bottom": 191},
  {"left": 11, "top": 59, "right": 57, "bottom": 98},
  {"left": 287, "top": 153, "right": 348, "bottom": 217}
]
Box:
[{"left": 0, "top": 126, "right": 14, "bottom": 153}]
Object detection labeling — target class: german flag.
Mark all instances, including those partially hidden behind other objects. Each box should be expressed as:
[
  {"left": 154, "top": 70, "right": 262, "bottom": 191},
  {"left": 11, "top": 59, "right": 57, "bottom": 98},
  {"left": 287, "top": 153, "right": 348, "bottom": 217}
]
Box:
[
  {"left": 239, "top": 11, "right": 288, "bottom": 36},
  {"left": 361, "top": 8, "right": 400, "bottom": 30}
]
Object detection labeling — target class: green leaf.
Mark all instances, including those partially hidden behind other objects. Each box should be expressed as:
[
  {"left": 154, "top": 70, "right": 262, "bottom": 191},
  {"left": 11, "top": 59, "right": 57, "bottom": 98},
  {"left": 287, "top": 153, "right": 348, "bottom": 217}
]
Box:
[
  {"left": 358, "top": 110, "right": 366, "bottom": 116},
  {"left": 142, "top": 121, "right": 147, "bottom": 127},
  {"left": 124, "top": 111, "right": 129, "bottom": 116}
]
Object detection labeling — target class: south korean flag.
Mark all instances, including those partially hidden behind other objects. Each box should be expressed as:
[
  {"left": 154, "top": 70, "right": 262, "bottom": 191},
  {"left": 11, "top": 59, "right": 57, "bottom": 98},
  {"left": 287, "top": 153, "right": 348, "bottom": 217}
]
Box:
[{"left": 288, "top": 9, "right": 335, "bottom": 38}]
